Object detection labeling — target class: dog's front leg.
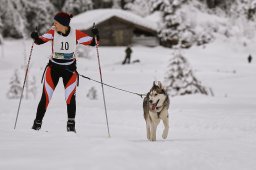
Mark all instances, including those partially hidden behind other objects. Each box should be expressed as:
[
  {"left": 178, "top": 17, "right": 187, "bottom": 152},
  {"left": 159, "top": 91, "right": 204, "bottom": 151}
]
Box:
[
  {"left": 150, "top": 122, "right": 156, "bottom": 141},
  {"left": 161, "top": 110, "right": 169, "bottom": 139},
  {"left": 150, "top": 120, "right": 160, "bottom": 141},
  {"left": 146, "top": 119, "right": 151, "bottom": 140}
]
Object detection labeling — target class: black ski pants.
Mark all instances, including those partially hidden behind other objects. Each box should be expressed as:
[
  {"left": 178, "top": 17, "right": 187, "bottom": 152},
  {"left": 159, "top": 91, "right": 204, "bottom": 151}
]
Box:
[{"left": 35, "top": 60, "right": 78, "bottom": 122}]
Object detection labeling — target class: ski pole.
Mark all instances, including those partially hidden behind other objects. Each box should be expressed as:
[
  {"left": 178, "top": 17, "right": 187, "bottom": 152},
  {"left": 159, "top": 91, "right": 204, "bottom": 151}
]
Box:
[
  {"left": 14, "top": 41, "right": 35, "bottom": 129},
  {"left": 93, "top": 23, "right": 111, "bottom": 138}
]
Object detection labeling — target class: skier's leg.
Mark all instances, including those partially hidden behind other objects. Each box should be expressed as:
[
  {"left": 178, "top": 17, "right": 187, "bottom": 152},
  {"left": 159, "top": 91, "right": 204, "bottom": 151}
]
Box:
[
  {"left": 32, "top": 66, "right": 59, "bottom": 130},
  {"left": 128, "top": 56, "right": 131, "bottom": 64},
  {"left": 122, "top": 58, "right": 126, "bottom": 65},
  {"left": 63, "top": 70, "right": 78, "bottom": 132}
]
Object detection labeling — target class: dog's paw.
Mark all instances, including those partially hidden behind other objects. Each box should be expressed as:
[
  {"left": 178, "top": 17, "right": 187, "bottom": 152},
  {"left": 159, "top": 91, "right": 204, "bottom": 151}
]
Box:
[
  {"left": 162, "top": 134, "right": 167, "bottom": 139},
  {"left": 162, "top": 132, "right": 168, "bottom": 139},
  {"left": 162, "top": 127, "right": 169, "bottom": 139}
]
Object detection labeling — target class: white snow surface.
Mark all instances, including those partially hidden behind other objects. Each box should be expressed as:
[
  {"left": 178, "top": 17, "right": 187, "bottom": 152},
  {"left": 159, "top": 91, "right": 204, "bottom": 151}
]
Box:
[
  {"left": 71, "top": 9, "right": 158, "bottom": 31},
  {"left": 1, "top": 36, "right": 256, "bottom": 170}
]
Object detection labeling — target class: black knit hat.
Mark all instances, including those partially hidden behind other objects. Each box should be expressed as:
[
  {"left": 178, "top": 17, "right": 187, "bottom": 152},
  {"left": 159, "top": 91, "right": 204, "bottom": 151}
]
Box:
[{"left": 54, "top": 12, "right": 73, "bottom": 27}]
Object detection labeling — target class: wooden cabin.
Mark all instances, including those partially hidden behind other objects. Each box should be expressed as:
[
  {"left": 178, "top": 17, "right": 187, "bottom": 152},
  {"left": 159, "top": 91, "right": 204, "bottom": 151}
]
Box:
[{"left": 71, "top": 9, "right": 159, "bottom": 46}]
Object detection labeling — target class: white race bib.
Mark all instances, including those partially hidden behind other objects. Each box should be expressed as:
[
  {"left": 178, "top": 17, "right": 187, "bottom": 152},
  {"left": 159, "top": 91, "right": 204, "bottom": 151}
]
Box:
[{"left": 53, "top": 28, "right": 77, "bottom": 59}]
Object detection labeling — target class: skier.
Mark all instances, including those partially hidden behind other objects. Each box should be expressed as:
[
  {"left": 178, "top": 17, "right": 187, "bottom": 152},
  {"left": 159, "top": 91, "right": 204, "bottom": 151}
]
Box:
[
  {"left": 30, "top": 12, "right": 100, "bottom": 132},
  {"left": 122, "top": 46, "right": 132, "bottom": 65},
  {"left": 248, "top": 54, "right": 253, "bottom": 63}
]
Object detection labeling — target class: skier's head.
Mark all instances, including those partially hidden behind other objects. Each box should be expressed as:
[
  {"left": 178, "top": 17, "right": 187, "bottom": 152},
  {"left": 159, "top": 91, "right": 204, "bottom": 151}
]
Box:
[{"left": 54, "top": 12, "right": 73, "bottom": 27}]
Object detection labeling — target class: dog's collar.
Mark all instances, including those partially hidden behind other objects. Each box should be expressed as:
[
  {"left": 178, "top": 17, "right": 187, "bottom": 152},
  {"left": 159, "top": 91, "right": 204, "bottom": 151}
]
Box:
[{"left": 155, "top": 98, "right": 168, "bottom": 112}]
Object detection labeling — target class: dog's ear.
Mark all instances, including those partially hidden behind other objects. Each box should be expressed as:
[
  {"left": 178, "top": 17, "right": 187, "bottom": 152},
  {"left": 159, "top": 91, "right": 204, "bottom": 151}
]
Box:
[
  {"left": 158, "top": 81, "right": 163, "bottom": 89},
  {"left": 153, "top": 81, "right": 157, "bottom": 87},
  {"left": 154, "top": 81, "right": 163, "bottom": 89}
]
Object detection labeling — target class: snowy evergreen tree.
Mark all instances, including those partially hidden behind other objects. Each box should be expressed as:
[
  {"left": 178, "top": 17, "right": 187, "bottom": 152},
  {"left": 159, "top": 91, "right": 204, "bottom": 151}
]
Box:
[
  {"left": 50, "top": 0, "right": 66, "bottom": 11},
  {"left": 18, "top": 0, "right": 56, "bottom": 34},
  {"left": 0, "top": 0, "right": 55, "bottom": 38},
  {"left": 164, "top": 52, "right": 209, "bottom": 96},
  {"left": 1, "top": 0, "right": 256, "bottom": 43},
  {"left": 159, "top": 1, "right": 189, "bottom": 48},
  {"left": 203, "top": 0, "right": 232, "bottom": 9},
  {"left": 7, "top": 69, "right": 37, "bottom": 99},
  {"left": 125, "top": 0, "right": 152, "bottom": 16},
  {"left": 150, "top": 0, "right": 169, "bottom": 11},
  {"left": 158, "top": 0, "right": 216, "bottom": 48},
  {"left": 62, "top": 0, "right": 93, "bottom": 15},
  {"left": 93, "top": 0, "right": 115, "bottom": 9},
  {"left": 86, "top": 87, "right": 97, "bottom": 100},
  {"left": 120, "top": 0, "right": 131, "bottom": 9},
  {"left": 0, "top": 0, "right": 23, "bottom": 38},
  {"left": 112, "top": 0, "right": 122, "bottom": 8},
  {"left": 7, "top": 69, "right": 22, "bottom": 99}
]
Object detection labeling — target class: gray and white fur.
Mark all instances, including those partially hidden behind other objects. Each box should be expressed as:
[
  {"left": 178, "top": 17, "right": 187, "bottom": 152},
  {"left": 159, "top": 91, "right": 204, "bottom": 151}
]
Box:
[{"left": 143, "top": 81, "right": 170, "bottom": 141}]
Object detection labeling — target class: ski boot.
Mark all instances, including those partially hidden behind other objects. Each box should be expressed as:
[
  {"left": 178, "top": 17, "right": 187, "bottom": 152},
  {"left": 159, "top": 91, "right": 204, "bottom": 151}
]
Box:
[
  {"left": 67, "top": 120, "right": 76, "bottom": 133},
  {"left": 32, "top": 119, "right": 42, "bottom": 130}
]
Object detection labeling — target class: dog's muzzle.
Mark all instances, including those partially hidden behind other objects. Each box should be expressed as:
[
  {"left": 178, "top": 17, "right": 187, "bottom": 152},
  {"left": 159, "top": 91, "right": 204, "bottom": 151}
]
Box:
[{"left": 150, "top": 99, "right": 159, "bottom": 111}]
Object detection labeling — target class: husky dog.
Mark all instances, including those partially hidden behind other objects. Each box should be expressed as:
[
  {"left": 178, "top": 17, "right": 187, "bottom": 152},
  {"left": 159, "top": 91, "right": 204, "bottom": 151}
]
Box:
[{"left": 143, "top": 81, "right": 170, "bottom": 141}]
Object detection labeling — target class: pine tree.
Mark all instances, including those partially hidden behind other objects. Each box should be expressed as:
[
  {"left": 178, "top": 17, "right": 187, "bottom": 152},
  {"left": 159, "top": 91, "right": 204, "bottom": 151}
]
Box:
[
  {"left": 113, "top": 0, "right": 124, "bottom": 9},
  {"left": 0, "top": 0, "right": 23, "bottom": 38},
  {"left": 158, "top": 0, "right": 216, "bottom": 48},
  {"left": 62, "top": 0, "right": 93, "bottom": 15},
  {"left": 125, "top": 0, "right": 152, "bottom": 16},
  {"left": 164, "top": 52, "right": 209, "bottom": 96},
  {"left": 86, "top": 87, "right": 97, "bottom": 100},
  {"left": 49, "top": 0, "right": 66, "bottom": 11},
  {"left": 0, "top": 0, "right": 55, "bottom": 38},
  {"left": 7, "top": 69, "right": 22, "bottom": 99},
  {"left": 7, "top": 69, "right": 37, "bottom": 99},
  {"left": 159, "top": 0, "right": 203, "bottom": 48},
  {"left": 18, "top": 0, "right": 56, "bottom": 34}
]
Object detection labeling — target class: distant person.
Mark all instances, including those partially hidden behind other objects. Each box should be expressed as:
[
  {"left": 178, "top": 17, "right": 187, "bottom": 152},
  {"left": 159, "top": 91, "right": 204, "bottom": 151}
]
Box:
[
  {"left": 248, "top": 54, "right": 252, "bottom": 63},
  {"left": 122, "top": 46, "right": 132, "bottom": 65},
  {"left": 30, "top": 12, "right": 100, "bottom": 132}
]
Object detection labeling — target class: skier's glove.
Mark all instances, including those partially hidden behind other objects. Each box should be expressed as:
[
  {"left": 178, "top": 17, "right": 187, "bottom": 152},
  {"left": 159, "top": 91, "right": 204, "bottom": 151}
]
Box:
[
  {"left": 91, "top": 27, "right": 99, "bottom": 36},
  {"left": 30, "top": 31, "right": 45, "bottom": 45},
  {"left": 31, "top": 31, "right": 39, "bottom": 40},
  {"left": 91, "top": 27, "right": 100, "bottom": 42}
]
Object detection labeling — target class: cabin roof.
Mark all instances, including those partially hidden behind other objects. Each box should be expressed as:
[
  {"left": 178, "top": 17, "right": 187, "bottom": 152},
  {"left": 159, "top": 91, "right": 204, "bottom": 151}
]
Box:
[{"left": 71, "top": 9, "right": 158, "bottom": 33}]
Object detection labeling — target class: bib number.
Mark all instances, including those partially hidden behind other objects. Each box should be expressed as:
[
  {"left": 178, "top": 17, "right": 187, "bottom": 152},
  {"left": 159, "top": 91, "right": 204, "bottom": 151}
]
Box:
[{"left": 61, "top": 42, "right": 69, "bottom": 50}]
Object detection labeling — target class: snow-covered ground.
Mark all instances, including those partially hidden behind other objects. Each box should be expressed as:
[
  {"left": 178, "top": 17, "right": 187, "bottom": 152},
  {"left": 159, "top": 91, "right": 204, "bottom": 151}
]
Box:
[{"left": 0, "top": 37, "right": 256, "bottom": 170}]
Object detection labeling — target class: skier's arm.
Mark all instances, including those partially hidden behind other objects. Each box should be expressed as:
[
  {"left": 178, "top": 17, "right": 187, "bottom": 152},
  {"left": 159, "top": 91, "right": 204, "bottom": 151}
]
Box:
[
  {"left": 31, "top": 28, "right": 54, "bottom": 45},
  {"left": 76, "top": 29, "right": 100, "bottom": 46},
  {"left": 31, "top": 31, "right": 44, "bottom": 45}
]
